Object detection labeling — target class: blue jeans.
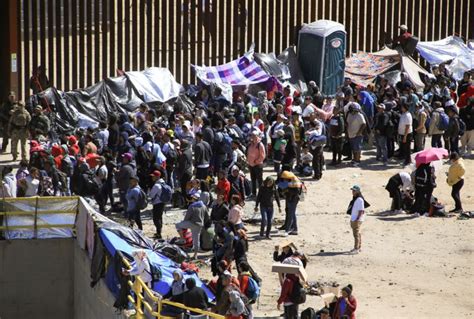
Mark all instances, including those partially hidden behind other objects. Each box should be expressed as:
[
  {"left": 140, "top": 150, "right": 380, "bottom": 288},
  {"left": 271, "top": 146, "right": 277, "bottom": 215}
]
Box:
[
  {"left": 285, "top": 199, "right": 299, "bottom": 233},
  {"left": 260, "top": 207, "right": 274, "bottom": 236},
  {"left": 375, "top": 134, "right": 388, "bottom": 162}
]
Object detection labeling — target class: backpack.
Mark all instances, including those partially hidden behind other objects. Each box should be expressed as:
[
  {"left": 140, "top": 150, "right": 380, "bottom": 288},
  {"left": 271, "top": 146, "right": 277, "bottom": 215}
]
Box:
[
  {"left": 60, "top": 156, "right": 74, "bottom": 177},
  {"left": 12, "top": 110, "right": 29, "bottom": 127},
  {"left": 221, "top": 131, "right": 233, "bottom": 154},
  {"left": 165, "top": 146, "right": 178, "bottom": 165},
  {"left": 145, "top": 261, "right": 162, "bottom": 284},
  {"left": 56, "top": 170, "right": 69, "bottom": 193},
  {"left": 137, "top": 187, "right": 149, "bottom": 210},
  {"left": 290, "top": 279, "right": 307, "bottom": 305},
  {"left": 458, "top": 118, "right": 466, "bottom": 136},
  {"left": 245, "top": 276, "right": 261, "bottom": 301},
  {"left": 301, "top": 307, "right": 316, "bottom": 319},
  {"left": 437, "top": 111, "right": 449, "bottom": 131},
  {"left": 81, "top": 172, "right": 100, "bottom": 196},
  {"left": 159, "top": 182, "right": 173, "bottom": 203}
]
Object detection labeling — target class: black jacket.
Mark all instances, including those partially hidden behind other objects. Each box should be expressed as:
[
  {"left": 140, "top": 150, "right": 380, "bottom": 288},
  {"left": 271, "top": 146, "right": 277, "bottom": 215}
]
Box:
[
  {"left": 211, "top": 202, "right": 229, "bottom": 222},
  {"left": 374, "top": 111, "right": 390, "bottom": 136},
  {"left": 255, "top": 185, "right": 281, "bottom": 209},
  {"left": 177, "top": 147, "right": 193, "bottom": 178},
  {"left": 183, "top": 287, "right": 209, "bottom": 310},
  {"left": 194, "top": 141, "right": 213, "bottom": 166},
  {"left": 460, "top": 105, "right": 474, "bottom": 131}
]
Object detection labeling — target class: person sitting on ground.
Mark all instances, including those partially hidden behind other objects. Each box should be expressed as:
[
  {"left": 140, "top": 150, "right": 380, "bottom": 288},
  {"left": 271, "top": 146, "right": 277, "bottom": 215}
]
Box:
[
  {"left": 211, "top": 193, "right": 230, "bottom": 222},
  {"left": 298, "top": 145, "right": 314, "bottom": 176},
  {"left": 333, "top": 285, "right": 357, "bottom": 319}
]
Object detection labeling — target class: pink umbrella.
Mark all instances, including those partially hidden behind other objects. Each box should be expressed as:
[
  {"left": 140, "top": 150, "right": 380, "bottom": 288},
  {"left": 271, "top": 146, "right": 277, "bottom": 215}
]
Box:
[{"left": 415, "top": 148, "right": 449, "bottom": 166}]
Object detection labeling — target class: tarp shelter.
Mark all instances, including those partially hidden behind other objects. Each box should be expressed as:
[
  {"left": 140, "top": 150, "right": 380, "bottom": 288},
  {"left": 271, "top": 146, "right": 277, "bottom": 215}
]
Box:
[
  {"left": 254, "top": 47, "right": 308, "bottom": 93},
  {"left": 298, "top": 20, "right": 346, "bottom": 95},
  {"left": 416, "top": 36, "right": 474, "bottom": 80},
  {"left": 98, "top": 225, "right": 215, "bottom": 300},
  {"left": 30, "top": 67, "right": 187, "bottom": 132},
  {"left": 345, "top": 47, "right": 429, "bottom": 91},
  {"left": 192, "top": 47, "right": 272, "bottom": 86}
]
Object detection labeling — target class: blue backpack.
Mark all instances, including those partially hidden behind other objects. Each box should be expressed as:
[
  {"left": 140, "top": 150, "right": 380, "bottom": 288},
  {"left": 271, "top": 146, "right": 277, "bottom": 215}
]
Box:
[
  {"left": 159, "top": 182, "right": 173, "bottom": 203},
  {"left": 437, "top": 111, "right": 449, "bottom": 131},
  {"left": 245, "top": 276, "right": 261, "bottom": 301}
]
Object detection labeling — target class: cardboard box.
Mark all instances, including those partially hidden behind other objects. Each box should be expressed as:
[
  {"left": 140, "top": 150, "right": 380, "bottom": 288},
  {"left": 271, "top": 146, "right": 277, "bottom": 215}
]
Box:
[{"left": 271, "top": 263, "right": 308, "bottom": 282}]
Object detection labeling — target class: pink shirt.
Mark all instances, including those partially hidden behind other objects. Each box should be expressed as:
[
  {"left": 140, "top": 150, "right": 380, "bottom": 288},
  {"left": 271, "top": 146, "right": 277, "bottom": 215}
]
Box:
[
  {"left": 228, "top": 205, "right": 243, "bottom": 225},
  {"left": 246, "top": 140, "right": 266, "bottom": 167}
]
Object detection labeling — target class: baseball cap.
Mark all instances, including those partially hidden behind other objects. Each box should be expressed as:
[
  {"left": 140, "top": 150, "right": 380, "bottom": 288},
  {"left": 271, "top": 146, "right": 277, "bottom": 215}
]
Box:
[
  {"left": 350, "top": 185, "right": 361, "bottom": 192},
  {"left": 166, "top": 129, "right": 174, "bottom": 137},
  {"left": 150, "top": 170, "right": 162, "bottom": 178},
  {"left": 122, "top": 152, "right": 133, "bottom": 161},
  {"left": 399, "top": 24, "right": 408, "bottom": 30}
]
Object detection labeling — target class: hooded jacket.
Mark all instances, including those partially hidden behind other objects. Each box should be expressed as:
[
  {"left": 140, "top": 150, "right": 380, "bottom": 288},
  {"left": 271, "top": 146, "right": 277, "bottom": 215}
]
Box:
[{"left": 116, "top": 161, "right": 137, "bottom": 191}]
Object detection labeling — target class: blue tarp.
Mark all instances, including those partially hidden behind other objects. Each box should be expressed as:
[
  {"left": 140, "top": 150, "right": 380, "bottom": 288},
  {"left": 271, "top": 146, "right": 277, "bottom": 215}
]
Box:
[{"left": 99, "top": 229, "right": 215, "bottom": 301}]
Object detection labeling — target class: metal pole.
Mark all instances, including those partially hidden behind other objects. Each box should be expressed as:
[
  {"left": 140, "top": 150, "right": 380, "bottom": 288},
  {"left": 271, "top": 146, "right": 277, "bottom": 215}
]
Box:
[{"left": 8, "top": 0, "right": 19, "bottom": 96}]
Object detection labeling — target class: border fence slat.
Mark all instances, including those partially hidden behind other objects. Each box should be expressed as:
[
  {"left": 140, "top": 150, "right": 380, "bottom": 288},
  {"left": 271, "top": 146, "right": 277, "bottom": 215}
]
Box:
[{"left": 14, "top": 0, "right": 474, "bottom": 97}]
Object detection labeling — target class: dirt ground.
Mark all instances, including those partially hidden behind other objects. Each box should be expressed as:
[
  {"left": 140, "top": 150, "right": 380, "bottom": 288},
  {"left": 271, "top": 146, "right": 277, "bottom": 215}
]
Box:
[
  {"left": 1, "top": 143, "right": 473, "bottom": 318},
  {"left": 147, "top": 147, "right": 474, "bottom": 318}
]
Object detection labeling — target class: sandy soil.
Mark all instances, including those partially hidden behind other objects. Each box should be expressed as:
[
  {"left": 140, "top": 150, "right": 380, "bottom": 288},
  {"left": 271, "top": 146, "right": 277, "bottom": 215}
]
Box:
[
  {"left": 2, "top": 144, "right": 472, "bottom": 318},
  {"left": 154, "top": 149, "right": 473, "bottom": 319}
]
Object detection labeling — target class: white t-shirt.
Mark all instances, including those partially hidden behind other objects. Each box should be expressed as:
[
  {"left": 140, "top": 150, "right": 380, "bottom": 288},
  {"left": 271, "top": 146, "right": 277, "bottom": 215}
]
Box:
[
  {"left": 25, "top": 176, "right": 40, "bottom": 197},
  {"left": 398, "top": 112, "right": 413, "bottom": 135},
  {"left": 302, "top": 104, "right": 316, "bottom": 118},
  {"left": 399, "top": 172, "right": 412, "bottom": 192},
  {"left": 350, "top": 197, "right": 365, "bottom": 222}
]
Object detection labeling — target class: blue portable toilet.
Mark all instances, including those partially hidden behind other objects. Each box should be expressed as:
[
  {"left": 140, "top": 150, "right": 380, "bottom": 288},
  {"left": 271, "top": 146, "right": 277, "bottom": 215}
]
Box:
[{"left": 297, "top": 20, "right": 346, "bottom": 95}]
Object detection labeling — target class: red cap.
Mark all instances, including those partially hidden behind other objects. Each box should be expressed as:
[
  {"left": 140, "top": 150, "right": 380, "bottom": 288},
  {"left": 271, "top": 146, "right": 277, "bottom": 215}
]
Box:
[{"left": 150, "top": 170, "right": 161, "bottom": 178}]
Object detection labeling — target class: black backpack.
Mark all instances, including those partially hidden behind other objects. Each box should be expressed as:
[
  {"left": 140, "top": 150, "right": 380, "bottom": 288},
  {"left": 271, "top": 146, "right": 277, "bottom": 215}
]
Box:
[
  {"left": 301, "top": 307, "right": 316, "bottom": 319},
  {"left": 290, "top": 279, "right": 307, "bottom": 305}
]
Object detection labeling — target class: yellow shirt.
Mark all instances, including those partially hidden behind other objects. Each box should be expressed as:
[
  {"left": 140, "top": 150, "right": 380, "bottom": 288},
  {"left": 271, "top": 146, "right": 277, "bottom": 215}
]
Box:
[{"left": 447, "top": 159, "right": 465, "bottom": 186}]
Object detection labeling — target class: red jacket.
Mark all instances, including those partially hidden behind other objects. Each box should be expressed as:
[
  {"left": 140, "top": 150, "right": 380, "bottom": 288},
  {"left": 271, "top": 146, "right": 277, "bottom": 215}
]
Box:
[
  {"left": 277, "top": 274, "right": 297, "bottom": 305},
  {"left": 217, "top": 179, "right": 231, "bottom": 202},
  {"left": 333, "top": 295, "right": 357, "bottom": 319}
]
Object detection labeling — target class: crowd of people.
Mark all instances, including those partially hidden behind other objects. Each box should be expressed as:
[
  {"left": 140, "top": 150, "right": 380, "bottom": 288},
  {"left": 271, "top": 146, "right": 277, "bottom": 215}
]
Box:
[{"left": 0, "top": 54, "right": 472, "bottom": 318}]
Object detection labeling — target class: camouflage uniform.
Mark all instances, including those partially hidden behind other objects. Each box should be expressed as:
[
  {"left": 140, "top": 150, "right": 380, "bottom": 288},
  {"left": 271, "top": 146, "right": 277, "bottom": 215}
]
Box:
[
  {"left": 29, "top": 107, "right": 51, "bottom": 139},
  {"left": 9, "top": 104, "right": 31, "bottom": 161},
  {"left": 0, "top": 93, "right": 16, "bottom": 152}
]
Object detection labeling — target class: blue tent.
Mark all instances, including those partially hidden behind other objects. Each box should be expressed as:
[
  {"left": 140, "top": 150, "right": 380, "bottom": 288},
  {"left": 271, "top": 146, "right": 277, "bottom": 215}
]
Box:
[{"left": 99, "top": 228, "right": 215, "bottom": 301}]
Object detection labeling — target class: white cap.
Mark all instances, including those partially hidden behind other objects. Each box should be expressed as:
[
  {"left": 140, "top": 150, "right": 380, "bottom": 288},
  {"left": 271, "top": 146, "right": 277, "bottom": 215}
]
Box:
[{"left": 399, "top": 24, "right": 408, "bottom": 30}]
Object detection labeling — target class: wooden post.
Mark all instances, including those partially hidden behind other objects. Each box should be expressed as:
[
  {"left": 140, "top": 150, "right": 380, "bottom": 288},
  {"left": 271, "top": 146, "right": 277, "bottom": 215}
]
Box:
[{"left": 8, "top": 0, "right": 19, "bottom": 97}]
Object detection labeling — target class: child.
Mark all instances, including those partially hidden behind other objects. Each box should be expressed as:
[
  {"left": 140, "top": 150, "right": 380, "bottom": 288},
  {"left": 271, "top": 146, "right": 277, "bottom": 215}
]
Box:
[{"left": 299, "top": 145, "right": 313, "bottom": 176}]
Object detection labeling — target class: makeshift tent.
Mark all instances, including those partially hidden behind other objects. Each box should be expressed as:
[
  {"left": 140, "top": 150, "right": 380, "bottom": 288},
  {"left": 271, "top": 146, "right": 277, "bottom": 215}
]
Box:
[
  {"left": 298, "top": 20, "right": 346, "bottom": 95},
  {"left": 254, "top": 47, "right": 307, "bottom": 93},
  {"left": 416, "top": 36, "right": 474, "bottom": 80},
  {"left": 30, "top": 67, "right": 187, "bottom": 132},
  {"left": 192, "top": 47, "right": 272, "bottom": 86},
  {"left": 95, "top": 221, "right": 215, "bottom": 301},
  {"left": 345, "top": 47, "right": 429, "bottom": 91}
]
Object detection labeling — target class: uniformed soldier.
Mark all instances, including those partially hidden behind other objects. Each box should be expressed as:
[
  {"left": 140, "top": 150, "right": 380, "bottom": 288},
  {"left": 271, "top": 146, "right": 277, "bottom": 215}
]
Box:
[
  {"left": 29, "top": 105, "right": 50, "bottom": 139},
  {"left": 0, "top": 91, "right": 16, "bottom": 153},
  {"left": 8, "top": 102, "right": 31, "bottom": 161}
]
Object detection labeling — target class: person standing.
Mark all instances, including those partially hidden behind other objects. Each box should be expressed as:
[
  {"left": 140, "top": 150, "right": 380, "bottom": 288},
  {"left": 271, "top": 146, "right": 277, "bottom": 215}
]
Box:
[
  {"left": 0, "top": 91, "right": 17, "bottom": 153},
  {"left": 246, "top": 131, "right": 266, "bottom": 197},
  {"left": 254, "top": 176, "right": 281, "bottom": 239},
  {"left": 373, "top": 104, "right": 389, "bottom": 165},
  {"left": 94, "top": 156, "right": 108, "bottom": 214},
  {"left": 446, "top": 152, "right": 465, "bottom": 213},
  {"left": 176, "top": 190, "right": 210, "bottom": 259},
  {"left": 8, "top": 102, "right": 31, "bottom": 162},
  {"left": 29, "top": 106, "right": 50, "bottom": 140},
  {"left": 459, "top": 97, "right": 474, "bottom": 156},
  {"left": 385, "top": 172, "right": 412, "bottom": 213},
  {"left": 277, "top": 273, "right": 299, "bottom": 319},
  {"left": 328, "top": 106, "right": 345, "bottom": 165},
  {"left": 280, "top": 171, "right": 302, "bottom": 236},
  {"left": 126, "top": 175, "right": 144, "bottom": 230},
  {"left": 446, "top": 105, "right": 461, "bottom": 154},
  {"left": 414, "top": 102, "right": 428, "bottom": 152},
  {"left": 412, "top": 163, "right": 436, "bottom": 216},
  {"left": 148, "top": 170, "right": 166, "bottom": 239},
  {"left": 193, "top": 131, "right": 213, "bottom": 180},
  {"left": 398, "top": 104, "right": 413, "bottom": 166},
  {"left": 116, "top": 153, "right": 137, "bottom": 212},
  {"left": 345, "top": 103, "right": 366, "bottom": 167},
  {"left": 347, "top": 185, "right": 366, "bottom": 254},
  {"left": 428, "top": 102, "right": 446, "bottom": 148}
]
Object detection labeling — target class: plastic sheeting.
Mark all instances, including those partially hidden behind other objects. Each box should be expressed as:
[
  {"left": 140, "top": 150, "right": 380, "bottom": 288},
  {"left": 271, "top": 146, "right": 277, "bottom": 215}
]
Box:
[
  {"left": 416, "top": 36, "right": 474, "bottom": 80},
  {"left": 2, "top": 197, "right": 78, "bottom": 239},
  {"left": 30, "top": 68, "right": 183, "bottom": 133},
  {"left": 98, "top": 226, "right": 215, "bottom": 300}
]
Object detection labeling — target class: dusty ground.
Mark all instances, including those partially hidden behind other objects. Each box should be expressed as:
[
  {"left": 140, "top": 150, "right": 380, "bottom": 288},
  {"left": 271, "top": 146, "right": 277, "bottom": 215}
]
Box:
[
  {"left": 1, "top": 143, "right": 473, "bottom": 318},
  {"left": 143, "top": 147, "right": 474, "bottom": 318}
]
